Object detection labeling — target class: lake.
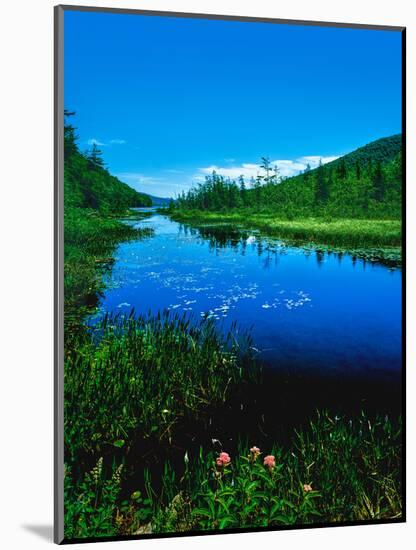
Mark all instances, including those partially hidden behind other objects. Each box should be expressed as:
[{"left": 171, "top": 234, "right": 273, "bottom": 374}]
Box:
[{"left": 96, "top": 210, "right": 402, "bottom": 392}]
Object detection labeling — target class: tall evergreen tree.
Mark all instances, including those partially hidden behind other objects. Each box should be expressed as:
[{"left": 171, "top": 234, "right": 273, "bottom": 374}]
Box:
[
  {"left": 315, "top": 160, "right": 328, "bottom": 204},
  {"left": 64, "top": 110, "right": 78, "bottom": 159},
  {"left": 260, "top": 156, "right": 272, "bottom": 181},
  {"left": 87, "top": 143, "right": 105, "bottom": 168},
  {"left": 373, "top": 161, "right": 385, "bottom": 201},
  {"left": 337, "top": 158, "right": 347, "bottom": 179}
]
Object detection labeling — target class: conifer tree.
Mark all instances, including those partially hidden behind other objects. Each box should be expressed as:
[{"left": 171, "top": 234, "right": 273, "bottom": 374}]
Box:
[
  {"left": 88, "top": 143, "right": 105, "bottom": 168},
  {"left": 315, "top": 160, "right": 328, "bottom": 204},
  {"left": 373, "top": 161, "right": 385, "bottom": 201}
]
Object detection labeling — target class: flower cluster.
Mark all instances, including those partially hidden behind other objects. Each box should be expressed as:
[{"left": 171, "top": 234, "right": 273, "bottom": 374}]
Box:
[
  {"left": 216, "top": 452, "right": 231, "bottom": 468},
  {"left": 250, "top": 446, "right": 261, "bottom": 461},
  {"left": 263, "top": 455, "right": 276, "bottom": 470}
]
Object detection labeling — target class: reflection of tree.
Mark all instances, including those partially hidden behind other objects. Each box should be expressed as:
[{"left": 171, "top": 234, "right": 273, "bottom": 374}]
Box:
[
  {"left": 178, "top": 222, "right": 386, "bottom": 271},
  {"left": 179, "top": 224, "right": 290, "bottom": 270},
  {"left": 315, "top": 250, "right": 325, "bottom": 267}
]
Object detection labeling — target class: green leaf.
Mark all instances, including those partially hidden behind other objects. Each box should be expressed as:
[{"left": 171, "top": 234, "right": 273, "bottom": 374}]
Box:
[{"left": 219, "top": 516, "right": 235, "bottom": 529}]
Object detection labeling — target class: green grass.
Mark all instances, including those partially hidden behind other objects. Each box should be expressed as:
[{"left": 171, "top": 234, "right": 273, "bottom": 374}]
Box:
[
  {"left": 65, "top": 314, "right": 260, "bottom": 462},
  {"left": 64, "top": 207, "right": 153, "bottom": 326},
  {"left": 170, "top": 210, "right": 401, "bottom": 263},
  {"left": 64, "top": 412, "right": 402, "bottom": 538}
]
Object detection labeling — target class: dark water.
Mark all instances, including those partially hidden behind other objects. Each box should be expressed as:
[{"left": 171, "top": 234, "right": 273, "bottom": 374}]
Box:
[{"left": 97, "top": 211, "right": 402, "bottom": 385}]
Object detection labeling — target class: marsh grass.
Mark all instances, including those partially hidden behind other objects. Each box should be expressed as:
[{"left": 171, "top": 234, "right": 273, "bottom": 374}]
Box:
[
  {"left": 64, "top": 412, "right": 402, "bottom": 538},
  {"left": 170, "top": 210, "right": 401, "bottom": 262},
  {"left": 64, "top": 207, "right": 153, "bottom": 326},
  {"left": 64, "top": 313, "right": 260, "bottom": 462}
]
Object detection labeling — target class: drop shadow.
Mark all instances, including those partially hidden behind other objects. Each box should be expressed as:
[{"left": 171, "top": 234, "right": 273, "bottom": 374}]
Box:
[{"left": 22, "top": 524, "right": 53, "bottom": 543}]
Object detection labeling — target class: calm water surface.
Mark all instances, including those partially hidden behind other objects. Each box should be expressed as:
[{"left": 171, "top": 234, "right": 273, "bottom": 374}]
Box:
[{"left": 97, "top": 210, "right": 402, "bottom": 383}]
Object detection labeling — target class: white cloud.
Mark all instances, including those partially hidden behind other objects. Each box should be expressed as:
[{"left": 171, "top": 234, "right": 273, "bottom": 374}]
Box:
[
  {"left": 196, "top": 155, "right": 340, "bottom": 183},
  {"left": 198, "top": 163, "right": 264, "bottom": 180},
  {"left": 86, "top": 138, "right": 126, "bottom": 146},
  {"left": 115, "top": 153, "right": 341, "bottom": 199},
  {"left": 87, "top": 138, "right": 106, "bottom": 146}
]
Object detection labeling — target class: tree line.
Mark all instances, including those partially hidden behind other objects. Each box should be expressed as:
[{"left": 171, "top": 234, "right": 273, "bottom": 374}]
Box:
[{"left": 174, "top": 137, "right": 402, "bottom": 219}]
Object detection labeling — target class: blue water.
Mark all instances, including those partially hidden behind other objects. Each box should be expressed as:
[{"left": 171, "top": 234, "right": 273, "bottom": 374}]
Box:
[{"left": 97, "top": 210, "right": 402, "bottom": 381}]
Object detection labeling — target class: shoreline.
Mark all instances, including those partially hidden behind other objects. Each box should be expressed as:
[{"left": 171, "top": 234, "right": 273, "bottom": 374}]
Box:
[{"left": 168, "top": 210, "right": 402, "bottom": 265}]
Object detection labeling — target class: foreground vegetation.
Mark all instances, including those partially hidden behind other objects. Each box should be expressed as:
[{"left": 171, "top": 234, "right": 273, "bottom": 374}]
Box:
[
  {"left": 65, "top": 314, "right": 259, "bottom": 462},
  {"left": 64, "top": 412, "right": 402, "bottom": 538}
]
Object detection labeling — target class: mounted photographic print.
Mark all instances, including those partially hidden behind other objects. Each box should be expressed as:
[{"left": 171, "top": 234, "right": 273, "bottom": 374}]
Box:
[{"left": 54, "top": 5, "right": 405, "bottom": 543}]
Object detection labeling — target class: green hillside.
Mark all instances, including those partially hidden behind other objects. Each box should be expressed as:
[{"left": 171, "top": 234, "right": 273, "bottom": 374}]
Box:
[
  {"left": 63, "top": 112, "right": 152, "bottom": 322},
  {"left": 324, "top": 134, "right": 402, "bottom": 171},
  {"left": 174, "top": 134, "right": 402, "bottom": 219},
  {"left": 64, "top": 112, "right": 151, "bottom": 212}
]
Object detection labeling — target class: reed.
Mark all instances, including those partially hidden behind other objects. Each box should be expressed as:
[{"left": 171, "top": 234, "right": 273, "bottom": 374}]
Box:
[
  {"left": 170, "top": 210, "right": 401, "bottom": 262},
  {"left": 64, "top": 313, "right": 260, "bottom": 463}
]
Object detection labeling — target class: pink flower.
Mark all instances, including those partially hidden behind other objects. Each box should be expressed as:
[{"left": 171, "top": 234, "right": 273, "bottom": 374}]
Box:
[
  {"left": 263, "top": 455, "right": 276, "bottom": 469},
  {"left": 250, "top": 446, "right": 261, "bottom": 461},
  {"left": 303, "top": 484, "right": 313, "bottom": 493},
  {"left": 219, "top": 452, "right": 231, "bottom": 465},
  {"left": 216, "top": 458, "right": 223, "bottom": 467}
]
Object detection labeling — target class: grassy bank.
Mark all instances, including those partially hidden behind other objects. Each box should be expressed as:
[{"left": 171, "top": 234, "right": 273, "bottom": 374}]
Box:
[
  {"left": 170, "top": 210, "right": 401, "bottom": 263},
  {"left": 64, "top": 207, "right": 153, "bottom": 326},
  {"left": 65, "top": 314, "right": 259, "bottom": 462},
  {"left": 64, "top": 412, "right": 402, "bottom": 538}
]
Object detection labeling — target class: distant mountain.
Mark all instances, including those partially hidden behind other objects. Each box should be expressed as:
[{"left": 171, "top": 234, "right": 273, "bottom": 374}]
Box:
[{"left": 146, "top": 194, "right": 173, "bottom": 206}]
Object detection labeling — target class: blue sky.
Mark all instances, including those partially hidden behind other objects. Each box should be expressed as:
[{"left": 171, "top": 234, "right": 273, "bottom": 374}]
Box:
[{"left": 64, "top": 11, "right": 402, "bottom": 198}]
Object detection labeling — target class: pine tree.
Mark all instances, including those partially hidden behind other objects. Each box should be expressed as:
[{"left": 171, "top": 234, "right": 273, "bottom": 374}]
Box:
[
  {"left": 337, "top": 158, "right": 347, "bottom": 179},
  {"left": 315, "top": 160, "right": 328, "bottom": 204},
  {"left": 253, "top": 176, "right": 262, "bottom": 208},
  {"left": 239, "top": 175, "right": 247, "bottom": 206},
  {"left": 64, "top": 109, "right": 78, "bottom": 158},
  {"left": 373, "top": 161, "right": 385, "bottom": 201},
  {"left": 260, "top": 156, "right": 272, "bottom": 181},
  {"left": 88, "top": 143, "right": 105, "bottom": 168}
]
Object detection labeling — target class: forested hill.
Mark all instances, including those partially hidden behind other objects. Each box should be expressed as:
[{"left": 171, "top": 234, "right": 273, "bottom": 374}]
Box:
[
  {"left": 64, "top": 113, "right": 151, "bottom": 212},
  {"left": 175, "top": 134, "right": 402, "bottom": 219},
  {"left": 322, "top": 134, "right": 402, "bottom": 172}
]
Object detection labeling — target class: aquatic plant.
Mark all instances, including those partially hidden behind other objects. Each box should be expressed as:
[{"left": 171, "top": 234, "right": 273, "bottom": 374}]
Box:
[{"left": 64, "top": 313, "right": 260, "bottom": 462}]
